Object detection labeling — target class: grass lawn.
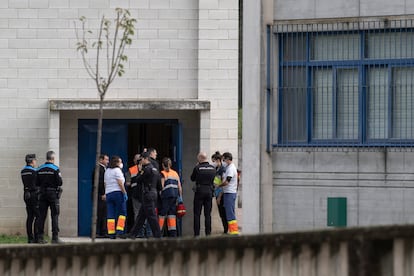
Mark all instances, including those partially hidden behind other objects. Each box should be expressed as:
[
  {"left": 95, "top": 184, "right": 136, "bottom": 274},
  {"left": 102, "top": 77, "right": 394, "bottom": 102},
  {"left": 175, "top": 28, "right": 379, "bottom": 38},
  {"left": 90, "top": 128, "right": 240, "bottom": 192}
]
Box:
[{"left": 0, "top": 234, "right": 28, "bottom": 244}]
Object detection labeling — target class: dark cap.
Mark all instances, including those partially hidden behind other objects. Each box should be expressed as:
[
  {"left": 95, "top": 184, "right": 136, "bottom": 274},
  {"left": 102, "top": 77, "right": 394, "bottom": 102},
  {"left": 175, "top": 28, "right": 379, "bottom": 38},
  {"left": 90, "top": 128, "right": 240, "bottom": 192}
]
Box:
[
  {"left": 141, "top": 151, "right": 150, "bottom": 159},
  {"left": 25, "top": 154, "right": 36, "bottom": 164}
]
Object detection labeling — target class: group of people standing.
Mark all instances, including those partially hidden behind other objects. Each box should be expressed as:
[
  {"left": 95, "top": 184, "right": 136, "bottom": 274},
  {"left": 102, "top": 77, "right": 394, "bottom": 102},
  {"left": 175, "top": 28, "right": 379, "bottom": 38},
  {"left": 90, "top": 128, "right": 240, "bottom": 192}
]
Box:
[
  {"left": 96, "top": 148, "right": 239, "bottom": 238},
  {"left": 94, "top": 148, "right": 183, "bottom": 239},
  {"left": 21, "top": 151, "right": 63, "bottom": 244},
  {"left": 21, "top": 148, "right": 238, "bottom": 243},
  {"left": 192, "top": 151, "right": 239, "bottom": 236}
]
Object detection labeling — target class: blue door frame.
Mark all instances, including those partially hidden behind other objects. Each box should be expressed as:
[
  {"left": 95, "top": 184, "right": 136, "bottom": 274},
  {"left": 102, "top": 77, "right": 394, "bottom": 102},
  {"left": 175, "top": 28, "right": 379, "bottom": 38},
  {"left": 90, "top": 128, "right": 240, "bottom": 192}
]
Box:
[{"left": 77, "top": 119, "right": 181, "bottom": 237}]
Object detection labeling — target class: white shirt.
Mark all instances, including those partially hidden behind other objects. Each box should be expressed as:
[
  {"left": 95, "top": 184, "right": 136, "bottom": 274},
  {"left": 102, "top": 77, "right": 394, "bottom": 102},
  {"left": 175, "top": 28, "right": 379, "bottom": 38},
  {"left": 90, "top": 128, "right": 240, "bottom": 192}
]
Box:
[
  {"left": 223, "top": 162, "right": 237, "bottom": 193},
  {"left": 104, "top": 167, "right": 125, "bottom": 194}
]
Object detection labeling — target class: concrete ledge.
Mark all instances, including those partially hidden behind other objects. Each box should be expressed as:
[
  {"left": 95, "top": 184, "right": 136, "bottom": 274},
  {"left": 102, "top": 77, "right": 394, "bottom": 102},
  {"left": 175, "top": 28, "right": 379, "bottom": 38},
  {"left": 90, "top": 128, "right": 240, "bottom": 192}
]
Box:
[
  {"left": 49, "top": 100, "right": 210, "bottom": 111},
  {"left": 1, "top": 225, "right": 414, "bottom": 258},
  {"left": 2, "top": 225, "right": 414, "bottom": 275}
]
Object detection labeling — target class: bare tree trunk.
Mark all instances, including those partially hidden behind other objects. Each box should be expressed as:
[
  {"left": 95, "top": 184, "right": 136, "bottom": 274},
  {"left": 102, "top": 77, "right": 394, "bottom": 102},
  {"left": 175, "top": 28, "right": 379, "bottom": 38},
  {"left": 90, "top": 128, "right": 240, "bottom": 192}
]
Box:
[{"left": 91, "top": 96, "right": 104, "bottom": 242}]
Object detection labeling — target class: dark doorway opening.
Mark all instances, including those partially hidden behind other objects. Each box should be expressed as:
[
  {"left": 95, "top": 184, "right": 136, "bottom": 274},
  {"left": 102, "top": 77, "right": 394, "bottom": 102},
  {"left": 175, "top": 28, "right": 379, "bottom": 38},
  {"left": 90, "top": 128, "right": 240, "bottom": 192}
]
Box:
[{"left": 78, "top": 119, "right": 182, "bottom": 237}]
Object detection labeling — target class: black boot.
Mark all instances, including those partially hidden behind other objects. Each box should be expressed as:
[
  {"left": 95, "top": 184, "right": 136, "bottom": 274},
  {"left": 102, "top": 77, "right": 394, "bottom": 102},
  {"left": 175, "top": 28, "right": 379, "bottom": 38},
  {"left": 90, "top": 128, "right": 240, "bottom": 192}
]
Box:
[{"left": 51, "top": 235, "right": 63, "bottom": 244}]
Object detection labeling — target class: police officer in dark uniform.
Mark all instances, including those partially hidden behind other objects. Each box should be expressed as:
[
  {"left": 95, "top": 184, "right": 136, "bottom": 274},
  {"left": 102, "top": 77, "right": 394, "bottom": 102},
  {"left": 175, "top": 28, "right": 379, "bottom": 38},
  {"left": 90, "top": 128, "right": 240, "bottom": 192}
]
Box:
[
  {"left": 128, "top": 151, "right": 161, "bottom": 239},
  {"left": 191, "top": 152, "right": 216, "bottom": 236},
  {"left": 21, "top": 154, "right": 40, "bottom": 243},
  {"left": 37, "top": 151, "right": 63, "bottom": 243}
]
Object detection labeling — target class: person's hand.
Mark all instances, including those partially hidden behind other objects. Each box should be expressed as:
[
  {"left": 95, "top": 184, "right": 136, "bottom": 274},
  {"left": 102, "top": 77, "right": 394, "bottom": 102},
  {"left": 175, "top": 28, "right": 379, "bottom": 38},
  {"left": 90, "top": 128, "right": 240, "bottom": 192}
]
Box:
[
  {"left": 178, "top": 196, "right": 183, "bottom": 203},
  {"left": 123, "top": 193, "right": 128, "bottom": 202},
  {"left": 101, "top": 195, "right": 106, "bottom": 201},
  {"left": 216, "top": 197, "right": 221, "bottom": 205}
]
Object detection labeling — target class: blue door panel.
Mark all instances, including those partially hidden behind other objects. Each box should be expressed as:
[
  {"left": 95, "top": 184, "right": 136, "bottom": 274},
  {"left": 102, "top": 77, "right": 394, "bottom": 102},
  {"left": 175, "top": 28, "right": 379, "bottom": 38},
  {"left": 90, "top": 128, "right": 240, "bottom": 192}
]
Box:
[{"left": 78, "top": 120, "right": 128, "bottom": 237}]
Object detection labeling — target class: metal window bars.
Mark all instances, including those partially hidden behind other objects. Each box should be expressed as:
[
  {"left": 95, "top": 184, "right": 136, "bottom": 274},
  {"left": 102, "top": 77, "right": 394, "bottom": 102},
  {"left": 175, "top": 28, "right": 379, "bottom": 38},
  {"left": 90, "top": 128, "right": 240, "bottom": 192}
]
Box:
[{"left": 272, "top": 18, "right": 414, "bottom": 152}]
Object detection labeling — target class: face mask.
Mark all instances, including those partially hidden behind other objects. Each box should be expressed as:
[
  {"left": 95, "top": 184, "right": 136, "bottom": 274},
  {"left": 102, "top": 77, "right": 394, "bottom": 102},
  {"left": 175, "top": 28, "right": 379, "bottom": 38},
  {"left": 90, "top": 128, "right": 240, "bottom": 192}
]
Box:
[
  {"left": 119, "top": 163, "right": 124, "bottom": 169},
  {"left": 222, "top": 162, "right": 228, "bottom": 168}
]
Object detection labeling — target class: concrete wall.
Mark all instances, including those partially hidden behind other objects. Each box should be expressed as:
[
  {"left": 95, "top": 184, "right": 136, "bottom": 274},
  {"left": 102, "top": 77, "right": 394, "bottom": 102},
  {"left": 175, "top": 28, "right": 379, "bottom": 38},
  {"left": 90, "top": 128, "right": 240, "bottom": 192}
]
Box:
[
  {"left": 2, "top": 225, "right": 414, "bottom": 276},
  {"left": 242, "top": 0, "right": 414, "bottom": 234},
  {"left": 274, "top": 0, "right": 414, "bottom": 20},
  {"left": 272, "top": 150, "right": 414, "bottom": 232},
  {"left": 0, "top": 0, "right": 238, "bottom": 235}
]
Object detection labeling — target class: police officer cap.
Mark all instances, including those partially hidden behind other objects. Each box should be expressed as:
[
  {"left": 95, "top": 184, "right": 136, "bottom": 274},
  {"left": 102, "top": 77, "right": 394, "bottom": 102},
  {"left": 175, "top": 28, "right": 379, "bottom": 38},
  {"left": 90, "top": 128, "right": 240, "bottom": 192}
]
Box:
[
  {"left": 25, "top": 154, "right": 36, "bottom": 163},
  {"left": 141, "top": 151, "right": 150, "bottom": 159}
]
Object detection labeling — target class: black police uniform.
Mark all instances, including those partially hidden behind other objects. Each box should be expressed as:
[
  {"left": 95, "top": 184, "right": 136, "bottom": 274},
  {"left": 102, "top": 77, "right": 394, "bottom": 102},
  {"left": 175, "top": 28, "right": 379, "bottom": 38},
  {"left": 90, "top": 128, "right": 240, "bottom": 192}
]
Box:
[
  {"left": 21, "top": 164, "right": 40, "bottom": 243},
  {"left": 92, "top": 163, "right": 107, "bottom": 237},
  {"left": 37, "top": 162, "right": 63, "bottom": 242},
  {"left": 191, "top": 161, "right": 216, "bottom": 236},
  {"left": 129, "top": 162, "right": 161, "bottom": 238}
]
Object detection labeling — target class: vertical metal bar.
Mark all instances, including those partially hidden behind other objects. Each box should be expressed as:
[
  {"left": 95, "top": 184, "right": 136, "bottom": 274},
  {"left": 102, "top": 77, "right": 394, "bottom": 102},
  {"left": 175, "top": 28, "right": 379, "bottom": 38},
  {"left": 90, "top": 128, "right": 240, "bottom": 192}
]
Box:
[
  {"left": 388, "top": 64, "right": 393, "bottom": 140},
  {"left": 277, "top": 27, "right": 284, "bottom": 145},
  {"left": 360, "top": 26, "right": 366, "bottom": 145},
  {"left": 307, "top": 28, "right": 312, "bottom": 144},
  {"left": 266, "top": 25, "right": 271, "bottom": 153}
]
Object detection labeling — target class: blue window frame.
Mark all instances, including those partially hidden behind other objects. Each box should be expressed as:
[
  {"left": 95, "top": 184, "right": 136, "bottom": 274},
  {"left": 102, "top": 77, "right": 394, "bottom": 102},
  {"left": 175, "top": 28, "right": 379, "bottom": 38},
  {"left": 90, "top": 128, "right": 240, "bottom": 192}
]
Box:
[{"left": 277, "top": 27, "right": 414, "bottom": 147}]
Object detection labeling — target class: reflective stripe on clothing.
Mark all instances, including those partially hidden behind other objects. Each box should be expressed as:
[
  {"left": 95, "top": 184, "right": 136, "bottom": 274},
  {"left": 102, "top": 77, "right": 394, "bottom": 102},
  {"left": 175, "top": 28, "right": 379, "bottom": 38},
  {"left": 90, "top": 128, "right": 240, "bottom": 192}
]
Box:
[
  {"left": 158, "top": 216, "right": 165, "bottom": 230},
  {"left": 228, "top": 220, "right": 239, "bottom": 235},
  {"left": 161, "top": 169, "right": 180, "bottom": 198},
  {"left": 129, "top": 166, "right": 138, "bottom": 178},
  {"left": 116, "top": 215, "right": 126, "bottom": 231},
  {"left": 107, "top": 219, "right": 115, "bottom": 234},
  {"left": 167, "top": 215, "right": 177, "bottom": 231}
]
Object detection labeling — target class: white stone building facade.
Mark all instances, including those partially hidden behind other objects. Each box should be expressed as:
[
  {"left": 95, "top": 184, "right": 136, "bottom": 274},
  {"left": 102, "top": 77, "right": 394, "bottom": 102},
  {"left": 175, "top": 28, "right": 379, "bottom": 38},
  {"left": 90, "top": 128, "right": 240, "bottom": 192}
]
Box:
[
  {"left": 243, "top": 0, "right": 414, "bottom": 234},
  {"left": 0, "top": 0, "right": 238, "bottom": 237}
]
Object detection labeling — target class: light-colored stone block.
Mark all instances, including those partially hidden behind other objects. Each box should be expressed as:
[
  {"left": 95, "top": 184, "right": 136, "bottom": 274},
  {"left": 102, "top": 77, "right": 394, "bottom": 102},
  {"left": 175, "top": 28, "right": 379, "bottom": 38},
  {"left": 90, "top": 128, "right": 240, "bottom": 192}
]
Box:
[
  {"left": 209, "top": 10, "right": 229, "bottom": 20},
  {"left": 199, "top": 0, "right": 218, "bottom": 9},
  {"left": 138, "top": 29, "right": 158, "bottom": 39},
  {"left": 219, "top": 0, "right": 238, "bottom": 9},
  {"left": 29, "top": 0, "right": 49, "bottom": 8},
  {"left": 171, "top": 0, "right": 197, "bottom": 9},
  {"left": 274, "top": 0, "right": 315, "bottom": 20},
  {"left": 69, "top": 0, "right": 88, "bottom": 8},
  {"left": 149, "top": 0, "right": 170, "bottom": 9},
  {"left": 18, "top": 9, "right": 39, "bottom": 19},
  {"left": 129, "top": 0, "right": 149, "bottom": 8},
  {"left": 360, "top": 0, "right": 405, "bottom": 16},
  {"left": 49, "top": 0, "right": 69, "bottom": 8},
  {"left": 8, "top": 0, "right": 28, "bottom": 8},
  {"left": 38, "top": 8, "right": 59, "bottom": 18}
]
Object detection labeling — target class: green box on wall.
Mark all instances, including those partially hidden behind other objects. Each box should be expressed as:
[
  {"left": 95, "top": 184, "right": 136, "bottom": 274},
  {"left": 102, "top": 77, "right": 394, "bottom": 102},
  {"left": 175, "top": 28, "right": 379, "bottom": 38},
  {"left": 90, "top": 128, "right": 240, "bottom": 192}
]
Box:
[{"left": 327, "top": 197, "right": 347, "bottom": 227}]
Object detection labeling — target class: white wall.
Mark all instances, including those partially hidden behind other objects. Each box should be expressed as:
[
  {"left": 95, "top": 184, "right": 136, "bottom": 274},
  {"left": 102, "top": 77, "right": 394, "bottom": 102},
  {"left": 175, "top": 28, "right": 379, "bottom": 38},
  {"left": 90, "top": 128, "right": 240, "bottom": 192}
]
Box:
[{"left": 0, "top": 0, "right": 238, "bottom": 235}]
